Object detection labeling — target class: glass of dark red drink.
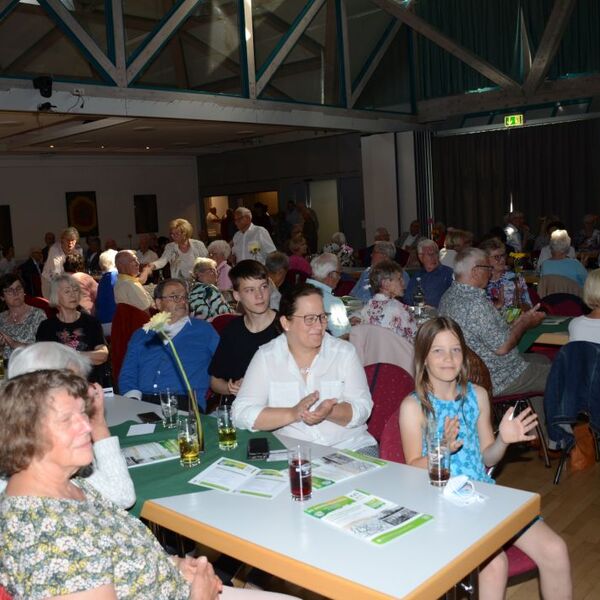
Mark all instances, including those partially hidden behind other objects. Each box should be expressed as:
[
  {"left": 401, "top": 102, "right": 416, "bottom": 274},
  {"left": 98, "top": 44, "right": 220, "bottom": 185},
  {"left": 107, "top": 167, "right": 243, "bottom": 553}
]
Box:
[
  {"left": 427, "top": 436, "right": 450, "bottom": 487},
  {"left": 287, "top": 446, "right": 312, "bottom": 501}
]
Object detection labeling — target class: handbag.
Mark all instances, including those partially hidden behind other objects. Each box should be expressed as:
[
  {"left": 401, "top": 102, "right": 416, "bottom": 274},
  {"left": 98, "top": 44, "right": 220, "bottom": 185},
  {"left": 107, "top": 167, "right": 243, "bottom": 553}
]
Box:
[{"left": 569, "top": 423, "right": 596, "bottom": 471}]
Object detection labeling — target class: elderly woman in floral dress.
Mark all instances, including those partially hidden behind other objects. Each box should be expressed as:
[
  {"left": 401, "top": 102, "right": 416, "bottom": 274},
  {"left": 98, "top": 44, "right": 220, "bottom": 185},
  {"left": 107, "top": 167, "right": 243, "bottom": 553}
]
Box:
[
  {"left": 355, "top": 260, "right": 417, "bottom": 342},
  {"left": 323, "top": 232, "right": 355, "bottom": 267}
]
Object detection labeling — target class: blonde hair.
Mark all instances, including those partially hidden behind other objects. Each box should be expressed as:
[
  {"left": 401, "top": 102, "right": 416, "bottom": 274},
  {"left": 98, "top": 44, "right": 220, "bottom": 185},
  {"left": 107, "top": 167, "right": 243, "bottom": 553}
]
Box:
[
  {"left": 583, "top": 268, "right": 600, "bottom": 310},
  {"left": 169, "top": 218, "right": 193, "bottom": 240}
]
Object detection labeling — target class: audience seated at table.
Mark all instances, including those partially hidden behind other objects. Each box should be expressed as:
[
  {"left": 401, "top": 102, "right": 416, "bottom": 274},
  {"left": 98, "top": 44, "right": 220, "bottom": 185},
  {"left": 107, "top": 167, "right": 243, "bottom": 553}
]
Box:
[
  {"left": 150, "top": 218, "right": 209, "bottom": 280},
  {"left": 16, "top": 246, "right": 43, "bottom": 297},
  {"left": 94, "top": 249, "right": 118, "bottom": 336},
  {"left": 120, "top": 278, "right": 219, "bottom": 411},
  {"left": 350, "top": 240, "right": 407, "bottom": 304},
  {"left": 306, "top": 253, "right": 351, "bottom": 338},
  {"left": 36, "top": 275, "right": 109, "bottom": 385},
  {"left": 403, "top": 239, "right": 453, "bottom": 308},
  {"left": 439, "top": 228, "right": 472, "bottom": 269},
  {"left": 207, "top": 239, "right": 233, "bottom": 291},
  {"left": 210, "top": 260, "right": 279, "bottom": 400},
  {"left": 0, "top": 370, "right": 296, "bottom": 600},
  {"left": 114, "top": 249, "right": 154, "bottom": 312},
  {"left": 480, "top": 237, "right": 532, "bottom": 310},
  {"left": 266, "top": 251, "right": 289, "bottom": 311},
  {"left": 2, "top": 342, "right": 135, "bottom": 509},
  {"left": 232, "top": 284, "right": 376, "bottom": 455},
  {"left": 0, "top": 274, "right": 46, "bottom": 361},
  {"left": 536, "top": 220, "right": 576, "bottom": 271},
  {"left": 64, "top": 252, "right": 98, "bottom": 315},
  {"left": 189, "top": 257, "right": 234, "bottom": 320},
  {"left": 540, "top": 229, "right": 588, "bottom": 288},
  {"left": 439, "top": 248, "right": 549, "bottom": 412},
  {"left": 41, "top": 226, "right": 82, "bottom": 298},
  {"left": 322, "top": 231, "right": 354, "bottom": 267},
  {"left": 354, "top": 260, "right": 416, "bottom": 342},
  {"left": 568, "top": 268, "right": 600, "bottom": 343},
  {"left": 572, "top": 213, "right": 600, "bottom": 253},
  {"left": 399, "top": 317, "right": 571, "bottom": 599}
]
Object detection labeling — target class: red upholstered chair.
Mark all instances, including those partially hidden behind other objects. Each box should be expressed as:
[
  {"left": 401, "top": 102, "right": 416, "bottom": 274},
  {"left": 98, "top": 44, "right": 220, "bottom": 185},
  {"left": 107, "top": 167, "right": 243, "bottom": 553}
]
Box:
[
  {"left": 0, "top": 586, "right": 12, "bottom": 600},
  {"left": 110, "top": 303, "right": 150, "bottom": 386},
  {"left": 210, "top": 313, "right": 239, "bottom": 335},
  {"left": 365, "top": 363, "right": 414, "bottom": 443},
  {"left": 379, "top": 405, "right": 538, "bottom": 583},
  {"left": 333, "top": 279, "right": 355, "bottom": 297},
  {"left": 24, "top": 294, "right": 57, "bottom": 319},
  {"left": 540, "top": 293, "right": 586, "bottom": 317}
]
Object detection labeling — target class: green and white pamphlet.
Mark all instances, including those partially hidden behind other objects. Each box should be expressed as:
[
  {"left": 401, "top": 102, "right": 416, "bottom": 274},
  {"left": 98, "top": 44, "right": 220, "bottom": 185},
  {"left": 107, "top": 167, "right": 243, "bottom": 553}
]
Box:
[
  {"left": 304, "top": 489, "right": 433, "bottom": 545},
  {"left": 122, "top": 439, "right": 180, "bottom": 468},
  {"left": 189, "top": 457, "right": 288, "bottom": 499},
  {"left": 311, "top": 450, "right": 387, "bottom": 490}
]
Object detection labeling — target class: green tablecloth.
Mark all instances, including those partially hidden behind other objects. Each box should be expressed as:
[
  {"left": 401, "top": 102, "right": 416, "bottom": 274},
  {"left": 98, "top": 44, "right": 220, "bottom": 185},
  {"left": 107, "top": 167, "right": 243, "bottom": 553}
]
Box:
[
  {"left": 111, "top": 418, "right": 286, "bottom": 517},
  {"left": 517, "top": 317, "right": 570, "bottom": 353}
]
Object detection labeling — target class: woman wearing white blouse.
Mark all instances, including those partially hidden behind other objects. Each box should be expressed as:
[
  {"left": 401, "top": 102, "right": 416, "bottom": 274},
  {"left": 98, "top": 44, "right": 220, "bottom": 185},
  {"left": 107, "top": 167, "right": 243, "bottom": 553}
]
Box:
[
  {"left": 569, "top": 268, "right": 600, "bottom": 344},
  {"left": 232, "top": 284, "right": 377, "bottom": 454},
  {"left": 150, "top": 218, "right": 208, "bottom": 280}
]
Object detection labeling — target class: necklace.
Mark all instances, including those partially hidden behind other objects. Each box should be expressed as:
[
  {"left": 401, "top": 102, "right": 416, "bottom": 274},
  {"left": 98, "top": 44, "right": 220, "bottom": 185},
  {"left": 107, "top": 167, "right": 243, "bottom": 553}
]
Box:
[
  {"left": 299, "top": 366, "right": 310, "bottom": 376},
  {"left": 9, "top": 306, "right": 28, "bottom": 324}
]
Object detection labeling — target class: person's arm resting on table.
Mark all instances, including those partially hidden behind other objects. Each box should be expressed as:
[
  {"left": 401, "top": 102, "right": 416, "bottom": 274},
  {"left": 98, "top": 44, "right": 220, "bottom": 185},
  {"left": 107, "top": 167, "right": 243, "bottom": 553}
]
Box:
[{"left": 495, "top": 304, "right": 545, "bottom": 355}]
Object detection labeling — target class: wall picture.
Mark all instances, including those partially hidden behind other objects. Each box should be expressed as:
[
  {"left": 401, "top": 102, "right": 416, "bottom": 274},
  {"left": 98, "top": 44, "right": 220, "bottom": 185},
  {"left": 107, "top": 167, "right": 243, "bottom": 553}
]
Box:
[{"left": 66, "top": 191, "right": 99, "bottom": 236}]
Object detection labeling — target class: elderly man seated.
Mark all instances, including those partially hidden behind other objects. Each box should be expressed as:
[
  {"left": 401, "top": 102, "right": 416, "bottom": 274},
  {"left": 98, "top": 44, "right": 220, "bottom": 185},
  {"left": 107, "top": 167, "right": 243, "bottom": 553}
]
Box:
[
  {"left": 439, "top": 248, "right": 549, "bottom": 407},
  {"left": 265, "top": 251, "right": 289, "bottom": 310},
  {"left": 404, "top": 239, "right": 453, "bottom": 308},
  {"left": 114, "top": 249, "right": 154, "bottom": 312},
  {"left": 307, "top": 253, "right": 351, "bottom": 338},
  {"left": 119, "top": 278, "right": 219, "bottom": 410},
  {"left": 350, "top": 240, "right": 408, "bottom": 303}
]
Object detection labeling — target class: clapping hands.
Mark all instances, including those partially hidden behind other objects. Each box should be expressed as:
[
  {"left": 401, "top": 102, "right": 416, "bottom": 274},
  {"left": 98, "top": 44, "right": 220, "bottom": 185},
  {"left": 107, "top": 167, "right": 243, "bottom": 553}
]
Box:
[
  {"left": 294, "top": 391, "right": 336, "bottom": 426},
  {"left": 443, "top": 416, "right": 463, "bottom": 453}
]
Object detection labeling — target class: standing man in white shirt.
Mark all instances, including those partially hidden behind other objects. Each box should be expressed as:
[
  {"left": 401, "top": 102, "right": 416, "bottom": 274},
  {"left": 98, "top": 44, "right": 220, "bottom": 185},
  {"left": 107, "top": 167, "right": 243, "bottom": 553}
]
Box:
[{"left": 231, "top": 207, "right": 276, "bottom": 265}]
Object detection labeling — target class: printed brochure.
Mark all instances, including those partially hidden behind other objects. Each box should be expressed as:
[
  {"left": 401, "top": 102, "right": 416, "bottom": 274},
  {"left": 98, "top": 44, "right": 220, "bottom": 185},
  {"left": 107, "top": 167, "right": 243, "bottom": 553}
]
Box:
[
  {"left": 311, "top": 449, "right": 387, "bottom": 490},
  {"left": 122, "top": 439, "right": 180, "bottom": 468}
]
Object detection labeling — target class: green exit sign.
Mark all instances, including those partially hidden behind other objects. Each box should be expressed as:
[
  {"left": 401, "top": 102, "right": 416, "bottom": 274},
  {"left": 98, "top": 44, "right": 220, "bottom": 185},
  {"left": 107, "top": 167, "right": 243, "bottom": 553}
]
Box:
[{"left": 504, "top": 114, "right": 524, "bottom": 127}]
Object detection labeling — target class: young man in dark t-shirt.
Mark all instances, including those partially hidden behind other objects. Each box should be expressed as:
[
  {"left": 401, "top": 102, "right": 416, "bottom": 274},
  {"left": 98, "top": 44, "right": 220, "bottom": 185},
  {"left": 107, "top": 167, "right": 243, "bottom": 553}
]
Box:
[{"left": 209, "top": 260, "right": 280, "bottom": 397}]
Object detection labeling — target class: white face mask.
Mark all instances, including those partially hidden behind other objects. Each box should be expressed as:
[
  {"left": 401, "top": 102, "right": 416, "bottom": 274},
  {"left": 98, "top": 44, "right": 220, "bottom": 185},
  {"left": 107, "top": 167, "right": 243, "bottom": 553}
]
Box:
[{"left": 443, "top": 475, "right": 488, "bottom": 507}]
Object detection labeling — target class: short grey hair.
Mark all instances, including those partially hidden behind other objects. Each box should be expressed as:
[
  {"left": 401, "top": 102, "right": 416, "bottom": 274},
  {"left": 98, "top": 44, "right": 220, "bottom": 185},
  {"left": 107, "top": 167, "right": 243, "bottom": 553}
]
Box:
[
  {"left": 310, "top": 252, "right": 339, "bottom": 280},
  {"left": 207, "top": 240, "right": 231, "bottom": 259},
  {"left": 99, "top": 249, "right": 117, "bottom": 272},
  {"left": 454, "top": 247, "right": 487, "bottom": 279},
  {"left": 331, "top": 232, "right": 346, "bottom": 246},
  {"left": 234, "top": 207, "right": 252, "bottom": 219},
  {"left": 265, "top": 251, "right": 289, "bottom": 274},
  {"left": 373, "top": 241, "right": 396, "bottom": 259},
  {"left": 549, "top": 229, "right": 571, "bottom": 255},
  {"left": 115, "top": 249, "right": 136, "bottom": 273},
  {"left": 49, "top": 274, "right": 80, "bottom": 308},
  {"left": 60, "top": 226, "right": 79, "bottom": 241},
  {"left": 417, "top": 239, "right": 439, "bottom": 254},
  {"left": 193, "top": 257, "right": 217, "bottom": 275},
  {"left": 8, "top": 342, "right": 92, "bottom": 379},
  {"left": 368, "top": 260, "right": 404, "bottom": 294}
]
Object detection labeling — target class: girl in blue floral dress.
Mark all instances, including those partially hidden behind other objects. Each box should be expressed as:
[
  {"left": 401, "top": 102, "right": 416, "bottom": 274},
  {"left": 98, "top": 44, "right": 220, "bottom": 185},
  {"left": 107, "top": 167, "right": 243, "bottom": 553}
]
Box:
[{"left": 399, "top": 317, "right": 571, "bottom": 600}]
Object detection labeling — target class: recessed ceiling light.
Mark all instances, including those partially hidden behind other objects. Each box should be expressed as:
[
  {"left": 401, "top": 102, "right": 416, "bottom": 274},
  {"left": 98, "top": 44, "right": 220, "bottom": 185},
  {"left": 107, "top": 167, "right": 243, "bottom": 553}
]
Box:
[
  {"left": 100, "top": 145, "right": 105, "bottom": 149},
  {"left": 49, "top": 144, "right": 55, "bottom": 148},
  {"left": 134, "top": 126, "right": 156, "bottom": 132},
  {"left": 145, "top": 146, "right": 151, "bottom": 150}
]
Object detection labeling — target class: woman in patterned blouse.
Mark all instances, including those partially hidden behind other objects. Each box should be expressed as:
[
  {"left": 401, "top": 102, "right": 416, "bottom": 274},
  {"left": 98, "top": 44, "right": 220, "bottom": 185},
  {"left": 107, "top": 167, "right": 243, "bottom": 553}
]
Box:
[
  {"left": 0, "top": 370, "right": 295, "bottom": 600},
  {"left": 356, "top": 259, "right": 417, "bottom": 342},
  {"left": 189, "top": 257, "right": 234, "bottom": 320}
]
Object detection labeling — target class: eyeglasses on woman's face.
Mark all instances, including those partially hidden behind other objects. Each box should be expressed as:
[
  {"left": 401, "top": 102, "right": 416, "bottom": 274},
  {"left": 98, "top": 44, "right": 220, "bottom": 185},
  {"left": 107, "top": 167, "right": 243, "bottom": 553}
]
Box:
[
  {"left": 289, "top": 313, "right": 329, "bottom": 326},
  {"left": 489, "top": 253, "right": 506, "bottom": 262},
  {"left": 3, "top": 284, "right": 24, "bottom": 296},
  {"left": 474, "top": 264, "right": 493, "bottom": 271}
]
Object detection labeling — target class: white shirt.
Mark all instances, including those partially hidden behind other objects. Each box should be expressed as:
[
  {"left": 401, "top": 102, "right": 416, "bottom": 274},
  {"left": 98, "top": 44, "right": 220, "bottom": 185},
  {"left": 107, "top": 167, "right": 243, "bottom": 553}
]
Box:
[
  {"left": 152, "top": 239, "right": 208, "bottom": 280},
  {"left": 439, "top": 248, "right": 457, "bottom": 269},
  {"left": 41, "top": 242, "right": 83, "bottom": 297},
  {"left": 232, "top": 223, "right": 276, "bottom": 265},
  {"left": 568, "top": 316, "right": 600, "bottom": 344},
  {"left": 232, "top": 333, "right": 375, "bottom": 450},
  {"left": 136, "top": 248, "right": 158, "bottom": 265}
]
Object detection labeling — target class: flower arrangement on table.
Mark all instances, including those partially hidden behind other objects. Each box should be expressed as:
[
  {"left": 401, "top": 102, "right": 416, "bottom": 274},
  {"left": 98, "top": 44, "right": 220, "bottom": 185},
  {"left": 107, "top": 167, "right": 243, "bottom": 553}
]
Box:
[
  {"left": 509, "top": 252, "right": 527, "bottom": 275},
  {"left": 143, "top": 311, "right": 203, "bottom": 449},
  {"left": 248, "top": 242, "right": 261, "bottom": 257},
  {"left": 323, "top": 242, "right": 355, "bottom": 267}
]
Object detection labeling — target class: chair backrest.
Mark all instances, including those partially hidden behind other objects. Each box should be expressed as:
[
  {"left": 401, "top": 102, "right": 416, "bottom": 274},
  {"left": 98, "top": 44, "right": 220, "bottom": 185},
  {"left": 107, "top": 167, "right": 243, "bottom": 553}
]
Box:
[
  {"left": 110, "top": 303, "right": 150, "bottom": 385},
  {"left": 538, "top": 274, "right": 582, "bottom": 298},
  {"left": 464, "top": 347, "right": 493, "bottom": 399},
  {"left": 350, "top": 323, "right": 415, "bottom": 376},
  {"left": 333, "top": 279, "right": 355, "bottom": 297},
  {"left": 540, "top": 293, "right": 586, "bottom": 317},
  {"left": 380, "top": 405, "right": 406, "bottom": 463},
  {"left": 24, "top": 294, "right": 57, "bottom": 319},
  {"left": 365, "top": 363, "right": 414, "bottom": 442},
  {"left": 210, "top": 313, "right": 239, "bottom": 335}
]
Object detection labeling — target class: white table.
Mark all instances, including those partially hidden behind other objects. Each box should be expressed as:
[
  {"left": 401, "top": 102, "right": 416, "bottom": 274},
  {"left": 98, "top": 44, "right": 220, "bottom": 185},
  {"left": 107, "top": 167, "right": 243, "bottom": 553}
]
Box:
[
  {"left": 142, "top": 461, "right": 539, "bottom": 599},
  {"left": 104, "top": 393, "right": 162, "bottom": 427}
]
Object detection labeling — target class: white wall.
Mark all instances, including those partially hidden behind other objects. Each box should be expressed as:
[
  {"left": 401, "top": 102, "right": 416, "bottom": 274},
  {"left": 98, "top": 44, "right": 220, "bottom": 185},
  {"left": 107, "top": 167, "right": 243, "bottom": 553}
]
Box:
[
  {"left": 0, "top": 155, "right": 199, "bottom": 259},
  {"left": 360, "top": 133, "right": 399, "bottom": 242},
  {"left": 396, "top": 131, "right": 418, "bottom": 234}
]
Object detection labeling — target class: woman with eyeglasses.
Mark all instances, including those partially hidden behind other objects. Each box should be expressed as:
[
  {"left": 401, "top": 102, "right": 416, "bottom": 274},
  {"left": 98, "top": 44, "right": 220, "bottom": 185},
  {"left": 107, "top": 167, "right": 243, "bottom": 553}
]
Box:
[
  {"left": 232, "top": 283, "right": 377, "bottom": 455},
  {"left": 0, "top": 274, "right": 46, "bottom": 361},
  {"left": 480, "top": 238, "right": 532, "bottom": 311}
]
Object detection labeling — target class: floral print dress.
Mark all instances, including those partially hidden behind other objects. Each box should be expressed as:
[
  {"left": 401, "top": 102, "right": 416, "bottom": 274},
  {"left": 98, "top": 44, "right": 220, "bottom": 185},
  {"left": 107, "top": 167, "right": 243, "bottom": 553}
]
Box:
[
  {"left": 358, "top": 293, "right": 417, "bottom": 341},
  {"left": 0, "top": 480, "right": 189, "bottom": 599}
]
